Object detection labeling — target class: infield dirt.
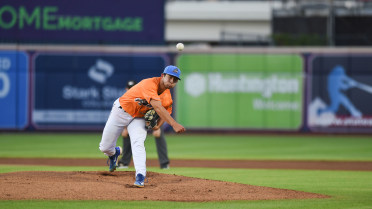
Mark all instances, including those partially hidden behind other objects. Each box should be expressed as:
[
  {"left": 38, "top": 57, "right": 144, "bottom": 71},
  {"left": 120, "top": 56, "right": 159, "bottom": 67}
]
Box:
[
  {"left": 2, "top": 158, "right": 370, "bottom": 202},
  {"left": 0, "top": 171, "right": 328, "bottom": 201}
]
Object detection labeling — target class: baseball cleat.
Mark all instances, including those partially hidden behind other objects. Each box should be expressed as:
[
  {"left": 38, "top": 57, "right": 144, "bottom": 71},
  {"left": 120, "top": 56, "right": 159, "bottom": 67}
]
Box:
[
  {"left": 160, "top": 163, "right": 170, "bottom": 169},
  {"left": 108, "top": 146, "right": 122, "bottom": 172},
  {"left": 134, "top": 173, "right": 146, "bottom": 188},
  {"left": 117, "top": 162, "right": 129, "bottom": 169}
]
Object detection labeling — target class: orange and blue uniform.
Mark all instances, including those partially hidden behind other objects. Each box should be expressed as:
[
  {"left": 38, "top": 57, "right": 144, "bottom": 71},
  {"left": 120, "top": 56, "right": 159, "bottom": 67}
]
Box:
[{"left": 119, "top": 77, "right": 172, "bottom": 118}]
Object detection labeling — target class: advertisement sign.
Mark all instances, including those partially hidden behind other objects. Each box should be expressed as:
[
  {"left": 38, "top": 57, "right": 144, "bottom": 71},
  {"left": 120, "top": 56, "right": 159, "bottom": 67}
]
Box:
[
  {"left": 33, "top": 53, "right": 167, "bottom": 130},
  {"left": 0, "top": 0, "right": 164, "bottom": 44},
  {"left": 176, "top": 54, "right": 303, "bottom": 130},
  {"left": 0, "top": 50, "right": 28, "bottom": 129},
  {"left": 308, "top": 54, "right": 372, "bottom": 132}
]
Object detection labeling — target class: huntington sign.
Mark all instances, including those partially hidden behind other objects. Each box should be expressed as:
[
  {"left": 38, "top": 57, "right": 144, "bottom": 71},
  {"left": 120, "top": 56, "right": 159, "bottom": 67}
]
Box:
[{"left": 176, "top": 54, "right": 304, "bottom": 130}]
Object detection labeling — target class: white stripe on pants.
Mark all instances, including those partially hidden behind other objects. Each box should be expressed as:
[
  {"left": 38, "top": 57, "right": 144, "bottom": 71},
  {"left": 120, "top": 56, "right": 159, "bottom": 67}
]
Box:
[{"left": 99, "top": 98, "right": 147, "bottom": 176}]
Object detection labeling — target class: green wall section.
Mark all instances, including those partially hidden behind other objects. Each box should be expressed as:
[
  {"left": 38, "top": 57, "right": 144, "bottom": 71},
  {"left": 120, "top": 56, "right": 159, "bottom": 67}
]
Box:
[{"left": 176, "top": 54, "right": 303, "bottom": 129}]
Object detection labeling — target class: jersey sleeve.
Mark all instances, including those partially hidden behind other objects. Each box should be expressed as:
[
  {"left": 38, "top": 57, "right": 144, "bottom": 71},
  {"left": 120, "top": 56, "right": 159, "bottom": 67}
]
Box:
[
  {"left": 141, "top": 80, "right": 161, "bottom": 104},
  {"left": 166, "top": 104, "right": 172, "bottom": 115},
  {"left": 161, "top": 90, "right": 173, "bottom": 115}
]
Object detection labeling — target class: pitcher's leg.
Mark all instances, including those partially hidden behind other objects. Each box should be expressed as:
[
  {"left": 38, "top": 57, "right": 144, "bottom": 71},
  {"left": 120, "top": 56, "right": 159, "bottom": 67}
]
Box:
[
  {"left": 127, "top": 118, "right": 147, "bottom": 176},
  {"left": 99, "top": 123, "right": 124, "bottom": 156},
  {"left": 120, "top": 136, "right": 132, "bottom": 166},
  {"left": 99, "top": 99, "right": 132, "bottom": 156}
]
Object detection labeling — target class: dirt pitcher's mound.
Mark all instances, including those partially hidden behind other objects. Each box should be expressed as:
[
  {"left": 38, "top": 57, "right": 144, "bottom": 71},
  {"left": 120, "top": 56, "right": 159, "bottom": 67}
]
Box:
[{"left": 0, "top": 171, "right": 328, "bottom": 202}]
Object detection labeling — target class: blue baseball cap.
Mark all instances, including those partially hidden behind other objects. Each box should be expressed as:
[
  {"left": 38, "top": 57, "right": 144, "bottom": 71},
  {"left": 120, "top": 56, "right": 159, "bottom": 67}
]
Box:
[{"left": 163, "top": 65, "right": 181, "bottom": 80}]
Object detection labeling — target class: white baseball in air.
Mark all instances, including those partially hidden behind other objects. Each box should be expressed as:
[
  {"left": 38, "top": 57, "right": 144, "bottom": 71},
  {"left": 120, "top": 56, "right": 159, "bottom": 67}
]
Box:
[{"left": 176, "top": 43, "right": 184, "bottom": 51}]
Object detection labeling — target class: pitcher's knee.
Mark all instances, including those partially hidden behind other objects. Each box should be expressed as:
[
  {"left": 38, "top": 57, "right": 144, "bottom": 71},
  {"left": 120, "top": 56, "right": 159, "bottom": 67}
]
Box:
[{"left": 99, "top": 144, "right": 111, "bottom": 154}]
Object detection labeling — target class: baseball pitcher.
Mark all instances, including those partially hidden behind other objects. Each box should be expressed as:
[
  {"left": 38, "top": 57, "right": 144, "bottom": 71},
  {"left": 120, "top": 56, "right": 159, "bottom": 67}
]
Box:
[{"left": 99, "top": 65, "right": 185, "bottom": 187}]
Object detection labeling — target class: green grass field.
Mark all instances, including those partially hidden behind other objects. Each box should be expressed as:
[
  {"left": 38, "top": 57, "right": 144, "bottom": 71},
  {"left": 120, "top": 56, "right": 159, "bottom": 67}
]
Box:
[{"left": 0, "top": 133, "right": 372, "bottom": 209}]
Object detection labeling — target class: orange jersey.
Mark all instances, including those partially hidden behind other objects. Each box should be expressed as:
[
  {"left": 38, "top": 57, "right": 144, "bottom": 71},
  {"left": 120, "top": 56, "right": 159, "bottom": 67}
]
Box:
[{"left": 119, "top": 77, "right": 173, "bottom": 118}]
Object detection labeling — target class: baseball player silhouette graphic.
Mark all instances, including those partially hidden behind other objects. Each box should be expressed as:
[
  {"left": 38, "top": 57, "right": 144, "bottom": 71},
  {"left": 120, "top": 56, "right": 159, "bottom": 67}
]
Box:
[{"left": 317, "top": 65, "right": 362, "bottom": 117}]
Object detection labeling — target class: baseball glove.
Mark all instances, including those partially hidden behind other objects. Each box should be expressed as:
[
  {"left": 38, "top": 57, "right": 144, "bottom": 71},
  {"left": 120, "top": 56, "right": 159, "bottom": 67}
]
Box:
[{"left": 144, "top": 109, "right": 160, "bottom": 130}]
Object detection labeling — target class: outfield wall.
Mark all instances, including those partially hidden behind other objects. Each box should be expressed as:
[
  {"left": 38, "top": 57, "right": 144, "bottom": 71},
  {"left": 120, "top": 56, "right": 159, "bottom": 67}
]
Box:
[{"left": 1, "top": 45, "right": 371, "bottom": 133}]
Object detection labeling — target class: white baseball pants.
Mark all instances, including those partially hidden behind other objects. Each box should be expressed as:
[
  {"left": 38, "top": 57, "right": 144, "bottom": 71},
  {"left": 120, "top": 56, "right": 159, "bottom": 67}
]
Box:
[{"left": 99, "top": 98, "right": 148, "bottom": 176}]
